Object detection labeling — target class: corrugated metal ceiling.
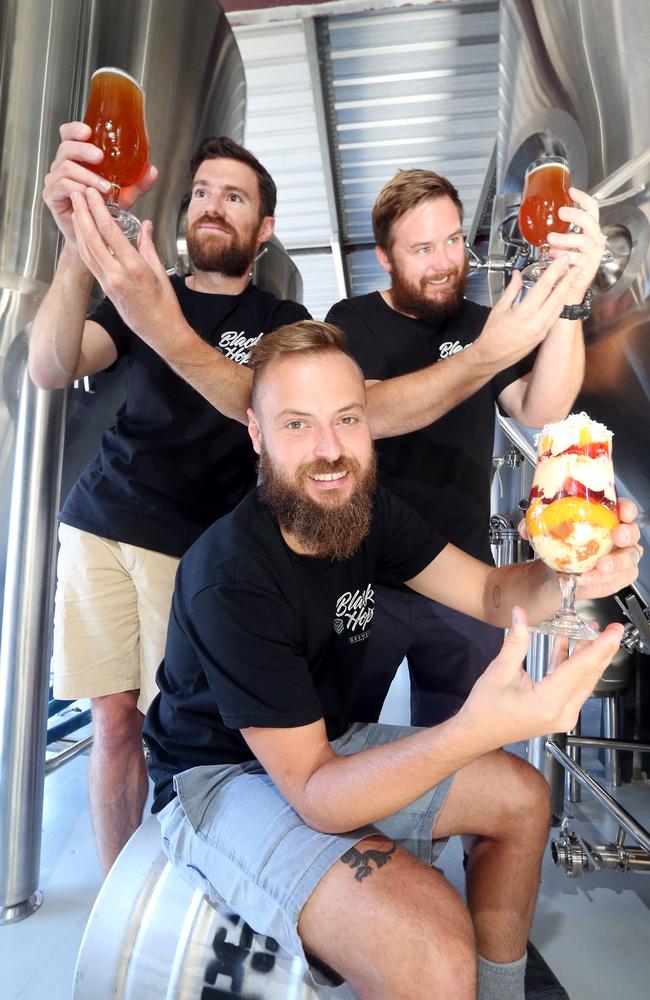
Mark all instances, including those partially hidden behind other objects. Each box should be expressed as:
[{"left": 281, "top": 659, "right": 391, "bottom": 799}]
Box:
[{"left": 233, "top": 0, "right": 499, "bottom": 316}]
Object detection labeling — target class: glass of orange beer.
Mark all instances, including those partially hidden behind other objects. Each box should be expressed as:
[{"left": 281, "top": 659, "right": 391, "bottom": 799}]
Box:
[
  {"left": 525, "top": 412, "right": 619, "bottom": 639},
  {"left": 518, "top": 155, "right": 573, "bottom": 286},
  {"left": 83, "top": 67, "right": 150, "bottom": 239}
]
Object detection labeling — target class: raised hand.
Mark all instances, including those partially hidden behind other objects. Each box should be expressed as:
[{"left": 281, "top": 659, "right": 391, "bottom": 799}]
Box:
[
  {"left": 517, "top": 497, "right": 641, "bottom": 603},
  {"left": 472, "top": 253, "right": 584, "bottom": 370},
  {"left": 575, "top": 498, "right": 643, "bottom": 600},
  {"left": 460, "top": 607, "right": 624, "bottom": 748},
  {"left": 43, "top": 121, "right": 158, "bottom": 249},
  {"left": 547, "top": 187, "right": 607, "bottom": 305},
  {"left": 70, "top": 186, "right": 182, "bottom": 350}
]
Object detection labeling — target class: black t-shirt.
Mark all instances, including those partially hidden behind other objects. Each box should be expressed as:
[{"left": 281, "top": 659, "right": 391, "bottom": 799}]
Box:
[
  {"left": 325, "top": 292, "right": 533, "bottom": 561},
  {"left": 60, "top": 277, "right": 309, "bottom": 557},
  {"left": 143, "top": 486, "right": 446, "bottom": 812}
]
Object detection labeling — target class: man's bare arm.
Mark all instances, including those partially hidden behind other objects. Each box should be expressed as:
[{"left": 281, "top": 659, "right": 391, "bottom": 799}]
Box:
[
  {"left": 406, "top": 499, "right": 640, "bottom": 628},
  {"left": 498, "top": 188, "right": 604, "bottom": 426},
  {"left": 29, "top": 246, "right": 117, "bottom": 388},
  {"left": 71, "top": 189, "right": 252, "bottom": 423},
  {"left": 29, "top": 120, "right": 158, "bottom": 390},
  {"left": 497, "top": 317, "right": 585, "bottom": 427},
  {"left": 365, "top": 256, "right": 581, "bottom": 439},
  {"left": 242, "top": 614, "right": 623, "bottom": 834}
]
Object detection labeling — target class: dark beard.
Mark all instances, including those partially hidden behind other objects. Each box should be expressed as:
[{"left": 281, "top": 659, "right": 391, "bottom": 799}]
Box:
[
  {"left": 258, "top": 451, "right": 377, "bottom": 561},
  {"left": 186, "top": 216, "right": 259, "bottom": 277},
  {"left": 390, "top": 258, "right": 468, "bottom": 323}
]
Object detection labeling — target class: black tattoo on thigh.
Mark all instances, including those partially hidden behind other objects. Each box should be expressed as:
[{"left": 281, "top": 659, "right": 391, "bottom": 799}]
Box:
[
  {"left": 493, "top": 585, "right": 501, "bottom": 608},
  {"left": 340, "top": 841, "right": 396, "bottom": 882}
]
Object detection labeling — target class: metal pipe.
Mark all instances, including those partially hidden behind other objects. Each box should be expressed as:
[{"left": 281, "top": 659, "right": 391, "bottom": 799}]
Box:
[
  {"left": 551, "top": 828, "right": 650, "bottom": 877},
  {"left": 566, "top": 736, "right": 650, "bottom": 753},
  {"left": 590, "top": 146, "right": 650, "bottom": 202},
  {"left": 45, "top": 736, "right": 94, "bottom": 776},
  {"left": 593, "top": 845, "right": 650, "bottom": 872},
  {"left": 47, "top": 709, "right": 92, "bottom": 745},
  {"left": 0, "top": 372, "right": 66, "bottom": 924},
  {"left": 546, "top": 739, "right": 650, "bottom": 853}
]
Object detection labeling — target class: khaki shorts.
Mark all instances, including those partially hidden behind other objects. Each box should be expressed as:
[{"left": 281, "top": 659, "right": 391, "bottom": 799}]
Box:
[{"left": 51, "top": 524, "right": 180, "bottom": 713}]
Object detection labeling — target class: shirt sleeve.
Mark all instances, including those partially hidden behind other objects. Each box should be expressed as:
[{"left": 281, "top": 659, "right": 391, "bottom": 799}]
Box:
[
  {"left": 87, "top": 295, "right": 132, "bottom": 360},
  {"left": 271, "top": 299, "right": 312, "bottom": 329},
  {"left": 325, "top": 298, "right": 389, "bottom": 380},
  {"left": 374, "top": 488, "right": 448, "bottom": 586},
  {"left": 185, "top": 582, "right": 324, "bottom": 731}
]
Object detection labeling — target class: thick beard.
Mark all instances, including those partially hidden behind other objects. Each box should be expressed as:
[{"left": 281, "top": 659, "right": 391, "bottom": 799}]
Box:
[
  {"left": 258, "top": 451, "right": 377, "bottom": 561},
  {"left": 389, "top": 256, "right": 468, "bottom": 323},
  {"left": 186, "top": 216, "right": 259, "bottom": 277}
]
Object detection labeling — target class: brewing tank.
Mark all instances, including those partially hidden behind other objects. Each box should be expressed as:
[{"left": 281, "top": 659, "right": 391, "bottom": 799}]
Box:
[
  {"left": 494, "top": 0, "right": 650, "bottom": 605},
  {"left": 0, "top": 0, "right": 246, "bottom": 924}
]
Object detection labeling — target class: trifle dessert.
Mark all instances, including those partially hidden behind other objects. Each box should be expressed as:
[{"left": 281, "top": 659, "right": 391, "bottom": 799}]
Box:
[{"left": 525, "top": 412, "right": 619, "bottom": 573}]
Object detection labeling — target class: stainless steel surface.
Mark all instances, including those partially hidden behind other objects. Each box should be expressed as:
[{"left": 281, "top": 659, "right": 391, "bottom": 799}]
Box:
[
  {"left": 74, "top": 817, "right": 341, "bottom": 999},
  {"left": 567, "top": 736, "right": 650, "bottom": 754},
  {"left": 546, "top": 739, "right": 650, "bottom": 855},
  {"left": 495, "top": 0, "right": 650, "bottom": 606},
  {"left": 551, "top": 824, "right": 650, "bottom": 877},
  {"left": 602, "top": 696, "right": 621, "bottom": 787},
  {"left": 525, "top": 631, "right": 556, "bottom": 772},
  {"left": 0, "top": 372, "right": 65, "bottom": 923},
  {"left": 0, "top": 0, "right": 246, "bottom": 923},
  {"left": 45, "top": 736, "right": 94, "bottom": 775}
]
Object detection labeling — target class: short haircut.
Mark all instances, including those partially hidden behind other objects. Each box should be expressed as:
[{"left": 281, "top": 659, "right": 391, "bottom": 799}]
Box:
[
  {"left": 189, "top": 136, "right": 277, "bottom": 217},
  {"left": 372, "top": 168, "right": 464, "bottom": 250},
  {"left": 249, "top": 321, "right": 364, "bottom": 408}
]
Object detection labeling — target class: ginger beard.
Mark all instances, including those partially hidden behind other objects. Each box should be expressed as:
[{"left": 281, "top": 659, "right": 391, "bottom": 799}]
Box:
[
  {"left": 258, "top": 450, "right": 377, "bottom": 561},
  {"left": 389, "top": 252, "right": 468, "bottom": 323},
  {"left": 186, "top": 214, "right": 260, "bottom": 277}
]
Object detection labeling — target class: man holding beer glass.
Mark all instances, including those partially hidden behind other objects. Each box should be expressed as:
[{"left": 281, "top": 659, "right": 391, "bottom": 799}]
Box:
[
  {"left": 325, "top": 167, "right": 607, "bottom": 732},
  {"left": 29, "top": 120, "right": 309, "bottom": 873}
]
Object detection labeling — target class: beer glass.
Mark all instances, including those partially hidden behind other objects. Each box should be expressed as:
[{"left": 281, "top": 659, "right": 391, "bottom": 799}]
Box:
[
  {"left": 525, "top": 413, "right": 619, "bottom": 639},
  {"left": 518, "top": 155, "right": 573, "bottom": 286},
  {"left": 83, "top": 67, "right": 150, "bottom": 239}
]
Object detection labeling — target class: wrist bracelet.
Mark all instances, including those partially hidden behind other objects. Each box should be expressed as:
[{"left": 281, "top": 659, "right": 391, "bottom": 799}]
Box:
[{"left": 559, "top": 288, "right": 593, "bottom": 321}]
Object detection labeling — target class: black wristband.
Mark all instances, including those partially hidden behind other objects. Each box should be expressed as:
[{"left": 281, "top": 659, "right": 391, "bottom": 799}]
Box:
[{"left": 559, "top": 289, "right": 593, "bottom": 321}]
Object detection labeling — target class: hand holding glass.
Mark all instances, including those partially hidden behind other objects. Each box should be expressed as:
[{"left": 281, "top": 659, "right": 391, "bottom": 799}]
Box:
[
  {"left": 518, "top": 155, "right": 573, "bottom": 286},
  {"left": 525, "top": 415, "right": 619, "bottom": 640},
  {"left": 83, "top": 67, "right": 149, "bottom": 239}
]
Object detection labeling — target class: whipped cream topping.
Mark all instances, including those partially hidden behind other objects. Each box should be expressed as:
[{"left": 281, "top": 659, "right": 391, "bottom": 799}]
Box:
[{"left": 535, "top": 411, "right": 613, "bottom": 457}]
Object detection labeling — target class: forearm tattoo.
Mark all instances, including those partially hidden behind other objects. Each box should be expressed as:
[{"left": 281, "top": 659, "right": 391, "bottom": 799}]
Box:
[
  {"left": 492, "top": 585, "right": 501, "bottom": 608},
  {"left": 340, "top": 841, "right": 396, "bottom": 882}
]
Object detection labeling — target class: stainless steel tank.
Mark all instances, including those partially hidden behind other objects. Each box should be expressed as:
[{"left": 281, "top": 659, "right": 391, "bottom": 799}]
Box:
[
  {"left": 494, "top": 0, "right": 650, "bottom": 606},
  {"left": 0, "top": 0, "right": 246, "bottom": 923}
]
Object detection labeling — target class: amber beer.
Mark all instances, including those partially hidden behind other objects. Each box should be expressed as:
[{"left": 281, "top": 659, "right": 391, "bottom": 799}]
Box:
[
  {"left": 518, "top": 157, "right": 572, "bottom": 247},
  {"left": 83, "top": 68, "right": 149, "bottom": 191}
]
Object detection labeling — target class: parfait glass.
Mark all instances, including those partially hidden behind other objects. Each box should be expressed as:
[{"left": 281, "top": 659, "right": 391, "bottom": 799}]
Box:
[
  {"left": 518, "top": 155, "right": 573, "bottom": 286},
  {"left": 82, "top": 67, "right": 150, "bottom": 239},
  {"left": 525, "top": 416, "right": 619, "bottom": 640}
]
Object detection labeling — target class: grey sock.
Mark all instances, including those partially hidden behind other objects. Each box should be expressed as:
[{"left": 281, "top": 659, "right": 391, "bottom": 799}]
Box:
[{"left": 478, "top": 952, "right": 527, "bottom": 1000}]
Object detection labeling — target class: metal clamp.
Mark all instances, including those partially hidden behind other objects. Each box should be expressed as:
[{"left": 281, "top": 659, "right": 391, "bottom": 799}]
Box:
[{"left": 615, "top": 593, "right": 650, "bottom": 654}]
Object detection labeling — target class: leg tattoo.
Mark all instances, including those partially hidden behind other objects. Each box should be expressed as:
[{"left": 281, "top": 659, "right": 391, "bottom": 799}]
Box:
[{"left": 340, "top": 841, "right": 396, "bottom": 882}]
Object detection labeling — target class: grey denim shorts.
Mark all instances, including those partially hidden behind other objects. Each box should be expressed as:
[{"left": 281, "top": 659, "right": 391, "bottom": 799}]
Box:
[{"left": 158, "top": 722, "right": 454, "bottom": 967}]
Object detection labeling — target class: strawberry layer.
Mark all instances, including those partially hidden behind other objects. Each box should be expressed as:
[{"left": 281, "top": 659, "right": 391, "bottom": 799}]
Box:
[{"left": 530, "top": 454, "right": 617, "bottom": 510}]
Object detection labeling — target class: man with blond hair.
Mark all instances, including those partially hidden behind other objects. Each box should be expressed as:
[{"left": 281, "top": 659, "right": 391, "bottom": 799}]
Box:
[
  {"left": 326, "top": 167, "right": 607, "bottom": 727},
  {"left": 144, "top": 320, "right": 639, "bottom": 1000}
]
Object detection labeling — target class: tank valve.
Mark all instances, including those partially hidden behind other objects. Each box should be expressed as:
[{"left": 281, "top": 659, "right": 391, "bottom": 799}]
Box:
[
  {"left": 550, "top": 827, "right": 592, "bottom": 878},
  {"left": 551, "top": 822, "right": 650, "bottom": 877}
]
